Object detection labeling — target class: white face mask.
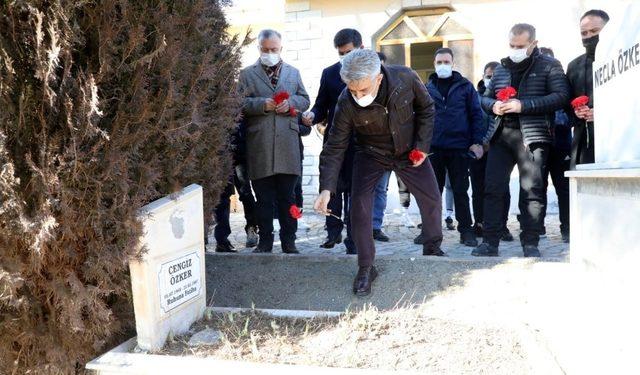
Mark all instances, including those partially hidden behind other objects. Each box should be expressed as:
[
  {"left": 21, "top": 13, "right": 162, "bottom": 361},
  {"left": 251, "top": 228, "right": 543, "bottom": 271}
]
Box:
[
  {"left": 509, "top": 46, "right": 529, "bottom": 63},
  {"left": 352, "top": 92, "right": 375, "bottom": 107},
  {"left": 351, "top": 77, "right": 380, "bottom": 107},
  {"left": 435, "top": 64, "right": 453, "bottom": 78},
  {"left": 483, "top": 78, "right": 492, "bottom": 88},
  {"left": 260, "top": 52, "right": 281, "bottom": 67}
]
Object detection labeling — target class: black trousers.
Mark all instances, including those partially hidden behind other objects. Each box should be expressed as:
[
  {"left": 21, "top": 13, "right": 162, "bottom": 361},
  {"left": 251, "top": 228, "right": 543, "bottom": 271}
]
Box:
[
  {"left": 471, "top": 153, "right": 511, "bottom": 229},
  {"left": 483, "top": 127, "right": 549, "bottom": 247},
  {"left": 214, "top": 164, "right": 257, "bottom": 244},
  {"left": 571, "top": 122, "right": 595, "bottom": 167},
  {"left": 252, "top": 173, "right": 298, "bottom": 244},
  {"left": 350, "top": 152, "right": 442, "bottom": 267},
  {"left": 295, "top": 175, "right": 304, "bottom": 208},
  {"left": 430, "top": 148, "right": 473, "bottom": 234},
  {"left": 544, "top": 147, "right": 570, "bottom": 234}
]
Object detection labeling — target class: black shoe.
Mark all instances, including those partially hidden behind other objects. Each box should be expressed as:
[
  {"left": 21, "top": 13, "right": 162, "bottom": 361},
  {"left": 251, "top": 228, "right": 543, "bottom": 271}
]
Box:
[
  {"left": 413, "top": 232, "right": 425, "bottom": 245},
  {"left": 353, "top": 266, "right": 378, "bottom": 296},
  {"left": 561, "top": 232, "right": 570, "bottom": 243},
  {"left": 423, "top": 245, "right": 446, "bottom": 256},
  {"left": 253, "top": 240, "right": 273, "bottom": 253},
  {"left": 215, "top": 241, "right": 237, "bottom": 253},
  {"left": 445, "top": 217, "right": 455, "bottom": 230},
  {"left": 473, "top": 223, "right": 483, "bottom": 237},
  {"left": 373, "top": 229, "right": 389, "bottom": 242},
  {"left": 471, "top": 243, "right": 499, "bottom": 257},
  {"left": 460, "top": 231, "right": 478, "bottom": 247},
  {"left": 501, "top": 229, "right": 514, "bottom": 242},
  {"left": 282, "top": 241, "right": 299, "bottom": 254},
  {"left": 320, "top": 234, "right": 342, "bottom": 248},
  {"left": 245, "top": 226, "right": 258, "bottom": 248},
  {"left": 345, "top": 248, "right": 357, "bottom": 255},
  {"left": 523, "top": 245, "right": 541, "bottom": 258}
]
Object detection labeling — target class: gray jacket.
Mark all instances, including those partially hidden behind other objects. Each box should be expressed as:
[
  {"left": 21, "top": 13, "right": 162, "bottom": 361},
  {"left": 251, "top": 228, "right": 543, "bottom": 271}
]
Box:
[{"left": 239, "top": 60, "right": 310, "bottom": 180}]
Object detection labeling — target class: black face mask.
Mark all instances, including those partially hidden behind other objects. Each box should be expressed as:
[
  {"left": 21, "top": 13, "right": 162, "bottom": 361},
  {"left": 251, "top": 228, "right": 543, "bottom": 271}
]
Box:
[{"left": 582, "top": 34, "right": 599, "bottom": 57}]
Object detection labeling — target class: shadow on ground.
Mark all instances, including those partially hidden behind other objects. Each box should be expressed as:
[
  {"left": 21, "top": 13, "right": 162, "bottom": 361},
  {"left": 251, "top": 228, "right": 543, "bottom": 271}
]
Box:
[{"left": 207, "top": 254, "right": 519, "bottom": 311}]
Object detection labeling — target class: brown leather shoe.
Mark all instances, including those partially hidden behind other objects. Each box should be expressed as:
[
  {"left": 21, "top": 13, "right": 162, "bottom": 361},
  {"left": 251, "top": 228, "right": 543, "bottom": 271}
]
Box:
[{"left": 353, "top": 266, "right": 378, "bottom": 296}]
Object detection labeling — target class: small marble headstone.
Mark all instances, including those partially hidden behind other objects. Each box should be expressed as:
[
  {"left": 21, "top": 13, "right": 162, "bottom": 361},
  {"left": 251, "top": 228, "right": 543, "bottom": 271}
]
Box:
[{"left": 129, "top": 184, "right": 206, "bottom": 351}]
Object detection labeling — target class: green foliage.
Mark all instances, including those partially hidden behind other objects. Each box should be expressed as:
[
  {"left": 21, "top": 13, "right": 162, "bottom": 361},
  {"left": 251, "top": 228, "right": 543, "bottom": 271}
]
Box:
[{"left": 0, "top": 0, "right": 244, "bottom": 372}]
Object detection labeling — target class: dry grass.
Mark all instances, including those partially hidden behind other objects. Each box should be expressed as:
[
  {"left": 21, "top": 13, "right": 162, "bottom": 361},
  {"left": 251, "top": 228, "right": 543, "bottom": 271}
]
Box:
[{"left": 158, "top": 304, "right": 534, "bottom": 374}]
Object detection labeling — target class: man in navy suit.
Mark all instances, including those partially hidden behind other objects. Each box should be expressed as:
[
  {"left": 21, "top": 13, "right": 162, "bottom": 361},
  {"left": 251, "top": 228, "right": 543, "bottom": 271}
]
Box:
[{"left": 302, "top": 29, "right": 363, "bottom": 253}]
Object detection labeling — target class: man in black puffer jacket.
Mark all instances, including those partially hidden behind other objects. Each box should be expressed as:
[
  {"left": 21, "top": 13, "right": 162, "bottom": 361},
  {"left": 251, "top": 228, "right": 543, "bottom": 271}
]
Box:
[{"left": 472, "top": 23, "right": 570, "bottom": 258}]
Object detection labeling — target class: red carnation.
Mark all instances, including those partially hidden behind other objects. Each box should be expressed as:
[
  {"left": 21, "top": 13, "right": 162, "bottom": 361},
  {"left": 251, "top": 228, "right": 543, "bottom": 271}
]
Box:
[
  {"left": 273, "top": 91, "right": 289, "bottom": 105},
  {"left": 289, "top": 205, "right": 302, "bottom": 219},
  {"left": 571, "top": 95, "right": 589, "bottom": 109},
  {"left": 408, "top": 149, "right": 424, "bottom": 164},
  {"left": 496, "top": 86, "right": 518, "bottom": 102},
  {"left": 289, "top": 107, "right": 297, "bottom": 117}
]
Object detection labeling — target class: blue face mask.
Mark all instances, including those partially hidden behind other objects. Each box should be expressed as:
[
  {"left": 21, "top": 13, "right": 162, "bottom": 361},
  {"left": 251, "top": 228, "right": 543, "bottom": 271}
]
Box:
[{"left": 435, "top": 64, "right": 453, "bottom": 78}]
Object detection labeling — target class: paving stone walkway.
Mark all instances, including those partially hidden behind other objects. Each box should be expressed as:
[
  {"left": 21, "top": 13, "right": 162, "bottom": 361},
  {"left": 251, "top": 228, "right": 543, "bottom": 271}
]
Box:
[{"left": 207, "top": 211, "right": 569, "bottom": 261}]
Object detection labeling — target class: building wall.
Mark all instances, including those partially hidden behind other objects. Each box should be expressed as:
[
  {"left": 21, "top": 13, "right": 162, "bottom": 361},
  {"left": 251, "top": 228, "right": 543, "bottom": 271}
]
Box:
[{"left": 226, "top": 0, "right": 631, "bottom": 209}]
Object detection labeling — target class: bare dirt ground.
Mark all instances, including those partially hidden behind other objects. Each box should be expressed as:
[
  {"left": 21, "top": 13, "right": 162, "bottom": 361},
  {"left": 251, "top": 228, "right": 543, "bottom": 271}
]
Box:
[
  {"left": 154, "top": 254, "right": 577, "bottom": 374},
  {"left": 160, "top": 307, "right": 544, "bottom": 375}
]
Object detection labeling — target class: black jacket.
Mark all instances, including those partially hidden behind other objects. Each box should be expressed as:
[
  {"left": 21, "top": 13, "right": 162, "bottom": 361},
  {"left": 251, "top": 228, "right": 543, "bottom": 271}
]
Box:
[
  {"left": 319, "top": 64, "right": 435, "bottom": 193},
  {"left": 481, "top": 48, "right": 570, "bottom": 146},
  {"left": 566, "top": 53, "right": 595, "bottom": 167},
  {"left": 310, "top": 62, "right": 345, "bottom": 135}
]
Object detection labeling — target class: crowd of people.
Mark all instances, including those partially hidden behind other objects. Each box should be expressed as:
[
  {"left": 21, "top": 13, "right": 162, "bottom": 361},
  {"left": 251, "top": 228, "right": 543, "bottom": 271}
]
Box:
[{"left": 212, "top": 9, "right": 609, "bottom": 295}]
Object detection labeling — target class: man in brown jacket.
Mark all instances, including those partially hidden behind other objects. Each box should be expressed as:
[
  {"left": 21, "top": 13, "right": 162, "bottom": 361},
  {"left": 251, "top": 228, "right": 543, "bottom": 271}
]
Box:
[{"left": 314, "top": 49, "right": 443, "bottom": 296}]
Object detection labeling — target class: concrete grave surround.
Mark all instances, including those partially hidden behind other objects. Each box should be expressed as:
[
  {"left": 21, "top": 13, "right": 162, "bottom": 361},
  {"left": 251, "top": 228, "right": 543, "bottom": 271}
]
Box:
[{"left": 129, "top": 184, "right": 206, "bottom": 351}]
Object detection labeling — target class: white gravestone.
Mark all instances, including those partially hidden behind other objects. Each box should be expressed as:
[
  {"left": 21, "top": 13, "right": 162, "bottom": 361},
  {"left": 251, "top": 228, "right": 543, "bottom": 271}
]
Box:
[
  {"left": 565, "top": 5, "right": 640, "bottom": 374},
  {"left": 129, "top": 184, "right": 206, "bottom": 351},
  {"left": 591, "top": 5, "right": 640, "bottom": 167}
]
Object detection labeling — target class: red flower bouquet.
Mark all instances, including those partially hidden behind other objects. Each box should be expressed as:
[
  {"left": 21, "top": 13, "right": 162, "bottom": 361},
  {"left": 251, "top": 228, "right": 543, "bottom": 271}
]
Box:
[
  {"left": 571, "top": 95, "right": 592, "bottom": 147},
  {"left": 408, "top": 149, "right": 424, "bottom": 164},
  {"left": 571, "top": 95, "right": 589, "bottom": 109},
  {"left": 273, "top": 91, "right": 289, "bottom": 105},
  {"left": 273, "top": 91, "right": 297, "bottom": 117},
  {"left": 289, "top": 205, "right": 303, "bottom": 219},
  {"left": 496, "top": 86, "right": 517, "bottom": 102}
]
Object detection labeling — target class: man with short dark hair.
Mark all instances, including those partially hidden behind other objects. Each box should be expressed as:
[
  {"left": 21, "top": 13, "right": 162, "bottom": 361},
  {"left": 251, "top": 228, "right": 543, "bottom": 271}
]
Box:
[
  {"left": 425, "top": 47, "right": 485, "bottom": 247},
  {"left": 473, "top": 23, "right": 570, "bottom": 258},
  {"left": 302, "top": 28, "right": 363, "bottom": 253},
  {"left": 315, "top": 49, "right": 442, "bottom": 296},
  {"left": 568, "top": 9, "right": 610, "bottom": 168},
  {"left": 303, "top": 29, "right": 391, "bottom": 252},
  {"left": 539, "top": 47, "right": 571, "bottom": 242},
  {"left": 475, "top": 61, "right": 514, "bottom": 242}
]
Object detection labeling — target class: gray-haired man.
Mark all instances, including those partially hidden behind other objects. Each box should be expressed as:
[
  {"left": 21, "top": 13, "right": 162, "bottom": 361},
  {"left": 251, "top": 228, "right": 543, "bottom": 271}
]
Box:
[
  {"left": 314, "top": 49, "right": 443, "bottom": 296},
  {"left": 238, "top": 29, "right": 310, "bottom": 254}
]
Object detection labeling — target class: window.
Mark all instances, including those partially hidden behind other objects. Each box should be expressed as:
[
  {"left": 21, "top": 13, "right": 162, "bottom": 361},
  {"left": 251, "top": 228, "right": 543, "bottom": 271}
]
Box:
[{"left": 374, "top": 9, "right": 474, "bottom": 82}]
